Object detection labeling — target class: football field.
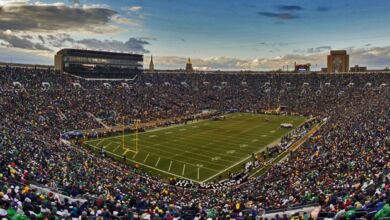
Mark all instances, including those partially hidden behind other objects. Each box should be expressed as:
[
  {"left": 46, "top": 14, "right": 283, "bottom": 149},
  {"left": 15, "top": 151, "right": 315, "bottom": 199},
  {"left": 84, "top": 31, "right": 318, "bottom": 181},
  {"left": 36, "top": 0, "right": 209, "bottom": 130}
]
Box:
[{"left": 85, "top": 113, "right": 307, "bottom": 183}]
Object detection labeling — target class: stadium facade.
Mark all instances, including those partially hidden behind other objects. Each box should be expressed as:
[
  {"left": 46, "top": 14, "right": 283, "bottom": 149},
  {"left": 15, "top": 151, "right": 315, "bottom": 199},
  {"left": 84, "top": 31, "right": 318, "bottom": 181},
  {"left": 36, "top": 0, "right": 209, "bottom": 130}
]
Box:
[
  {"left": 327, "top": 50, "right": 349, "bottom": 73},
  {"left": 54, "top": 49, "right": 143, "bottom": 79}
]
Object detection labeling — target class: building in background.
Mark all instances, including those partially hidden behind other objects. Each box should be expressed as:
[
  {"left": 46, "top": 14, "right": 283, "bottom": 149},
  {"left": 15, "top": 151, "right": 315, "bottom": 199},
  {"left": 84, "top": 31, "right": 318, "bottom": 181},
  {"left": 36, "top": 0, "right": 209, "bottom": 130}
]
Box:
[
  {"left": 186, "top": 58, "right": 193, "bottom": 72},
  {"left": 54, "top": 49, "right": 143, "bottom": 79},
  {"left": 149, "top": 55, "right": 155, "bottom": 71},
  {"left": 294, "top": 62, "right": 311, "bottom": 73},
  {"left": 350, "top": 65, "right": 367, "bottom": 72},
  {"left": 327, "top": 50, "right": 349, "bottom": 73}
]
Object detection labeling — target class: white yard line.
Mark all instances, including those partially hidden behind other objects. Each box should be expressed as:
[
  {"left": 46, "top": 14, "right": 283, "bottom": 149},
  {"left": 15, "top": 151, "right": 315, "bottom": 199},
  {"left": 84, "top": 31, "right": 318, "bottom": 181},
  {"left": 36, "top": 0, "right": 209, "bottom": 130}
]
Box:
[
  {"left": 155, "top": 157, "right": 161, "bottom": 167},
  {"left": 104, "top": 142, "right": 114, "bottom": 149},
  {"left": 112, "top": 144, "right": 121, "bottom": 153},
  {"left": 87, "top": 144, "right": 202, "bottom": 184},
  {"left": 143, "top": 153, "right": 150, "bottom": 163},
  {"left": 96, "top": 139, "right": 105, "bottom": 147}
]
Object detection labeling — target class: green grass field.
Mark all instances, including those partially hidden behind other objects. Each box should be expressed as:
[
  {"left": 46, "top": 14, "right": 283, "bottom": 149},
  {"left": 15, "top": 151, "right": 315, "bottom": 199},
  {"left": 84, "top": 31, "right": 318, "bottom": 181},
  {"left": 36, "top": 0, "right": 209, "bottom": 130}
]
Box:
[{"left": 85, "top": 113, "right": 307, "bottom": 183}]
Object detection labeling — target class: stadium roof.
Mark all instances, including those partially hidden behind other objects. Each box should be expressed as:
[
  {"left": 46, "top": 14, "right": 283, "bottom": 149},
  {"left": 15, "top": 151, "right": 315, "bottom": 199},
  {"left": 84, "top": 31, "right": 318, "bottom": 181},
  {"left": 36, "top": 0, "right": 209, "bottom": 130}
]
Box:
[{"left": 56, "top": 48, "right": 143, "bottom": 61}]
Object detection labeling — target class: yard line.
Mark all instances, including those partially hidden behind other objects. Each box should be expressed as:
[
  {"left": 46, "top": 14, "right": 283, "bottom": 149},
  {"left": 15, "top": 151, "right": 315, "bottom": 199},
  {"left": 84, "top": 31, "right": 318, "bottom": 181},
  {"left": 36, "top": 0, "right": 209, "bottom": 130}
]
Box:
[
  {"left": 104, "top": 142, "right": 114, "bottom": 149},
  {"left": 96, "top": 139, "right": 105, "bottom": 147},
  {"left": 143, "top": 153, "right": 150, "bottom": 163},
  {"left": 118, "top": 141, "right": 231, "bottom": 168},
  {"left": 155, "top": 157, "right": 161, "bottom": 167},
  {"left": 168, "top": 161, "right": 172, "bottom": 171},
  {"left": 132, "top": 151, "right": 138, "bottom": 159},
  {"left": 86, "top": 144, "right": 201, "bottom": 183},
  {"left": 141, "top": 151, "right": 221, "bottom": 172},
  {"left": 112, "top": 144, "right": 121, "bottom": 152},
  {"left": 182, "top": 164, "right": 186, "bottom": 176},
  {"left": 137, "top": 138, "right": 246, "bottom": 160}
]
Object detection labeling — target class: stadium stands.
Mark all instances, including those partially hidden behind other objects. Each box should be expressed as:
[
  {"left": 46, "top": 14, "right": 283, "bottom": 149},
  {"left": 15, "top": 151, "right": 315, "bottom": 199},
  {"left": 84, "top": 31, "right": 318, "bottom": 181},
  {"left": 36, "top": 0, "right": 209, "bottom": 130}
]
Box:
[{"left": 0, "top": 66, "right": 389, "bottom": 219}]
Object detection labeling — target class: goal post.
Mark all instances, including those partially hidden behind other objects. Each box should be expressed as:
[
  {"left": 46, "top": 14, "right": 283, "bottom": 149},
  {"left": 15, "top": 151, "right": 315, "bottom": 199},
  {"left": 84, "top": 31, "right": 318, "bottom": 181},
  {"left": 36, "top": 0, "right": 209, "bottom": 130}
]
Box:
[
  {"left": 134, "top": 119, "right": 140, "bottom": 153},
  {"left": 121, "top": 116, "right": 140, "bottom": 154}
]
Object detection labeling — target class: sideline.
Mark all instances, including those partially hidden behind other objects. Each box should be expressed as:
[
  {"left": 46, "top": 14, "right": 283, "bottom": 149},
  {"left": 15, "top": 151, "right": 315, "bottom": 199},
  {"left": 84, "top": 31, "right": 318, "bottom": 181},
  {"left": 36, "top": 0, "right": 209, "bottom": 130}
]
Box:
[{"left": 248, "top": 120, "right": 325, "bottom": 178}]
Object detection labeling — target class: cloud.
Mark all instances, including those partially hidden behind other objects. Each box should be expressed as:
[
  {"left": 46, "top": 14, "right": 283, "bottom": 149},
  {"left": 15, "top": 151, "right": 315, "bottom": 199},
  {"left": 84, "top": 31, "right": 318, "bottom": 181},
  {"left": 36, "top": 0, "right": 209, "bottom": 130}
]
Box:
[
  {"left": 316, "top": 6, "right": 331, "bottom": 12},
  {"left": 46, "top": 33, "right": 75, "bottom": 48},
  {"left": 0, "top": 30, "right": 51, "bottom": 51},
  {"left": 76, "top": 37, "right": 150, "bottom": 54},
  {"left": 128, "top": 6, "right": 142, "bottom": 11},
  {"left": 258, "top": 12, "right": 299, "bottom": 20},
  {"left": 347, "top": 46, "right": 390, "bottom": 67},
  {"left": 69, "top": 0, "right": 80, "bottom": 6},
  {"left": 144, "top": 56, "right": 296, "bottom": 70},
  {"left": 144, "top": 46, "right": 390, "bottom": 70},
  {"left": 303, "top": 46, "right": 332, "bottom": 53},
  {"left": 277, "top": 5, "right": 303, "bottom": 11},
  {"left": 112, "top": 16, "right": 141, "bottom": 26},
  {"left": 0, "top": 1, "right": 125, "bottom": 33}
]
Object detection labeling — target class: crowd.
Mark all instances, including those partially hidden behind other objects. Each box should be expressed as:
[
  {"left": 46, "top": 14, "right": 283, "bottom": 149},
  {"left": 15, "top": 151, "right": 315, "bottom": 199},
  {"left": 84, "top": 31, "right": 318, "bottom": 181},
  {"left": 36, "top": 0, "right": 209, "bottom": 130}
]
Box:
[{"left": 0, "top": 66, "right": 389, "bottom": 219}]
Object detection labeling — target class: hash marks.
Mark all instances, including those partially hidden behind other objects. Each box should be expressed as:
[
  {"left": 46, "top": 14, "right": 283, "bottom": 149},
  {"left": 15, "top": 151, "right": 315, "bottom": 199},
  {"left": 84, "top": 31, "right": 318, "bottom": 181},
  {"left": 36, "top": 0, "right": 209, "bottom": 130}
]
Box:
[
  {"left": 211, "top": 156, "right": 221, "bottom": 161},
  {"left": 227, "top": 150, "right": 236, "bottom": 154}
]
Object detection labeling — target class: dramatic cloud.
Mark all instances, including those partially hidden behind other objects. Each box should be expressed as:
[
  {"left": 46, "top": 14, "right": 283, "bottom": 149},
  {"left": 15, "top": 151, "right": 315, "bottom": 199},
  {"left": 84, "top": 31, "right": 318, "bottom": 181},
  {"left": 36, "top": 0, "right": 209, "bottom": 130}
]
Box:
[
  {"left": 0, "top": 30, "right": 51, "bottom": 51},
  {"left": 0, "top": 1, "right": 127, "bottom": 33},
  {"left": 46, "top": 33, "right": 75, "bottom": 48},
  {"left": 0, "top": 0, "right": 147, "bottom": 55},
  {"left": 258, "top": 12, "right": 299, "bottom": 20},
  {"left": 277, "top": 5, "right": 303, "bottom": 11},
  {"left": 77, "top": 38, "right": 150, "bottom": 54}
]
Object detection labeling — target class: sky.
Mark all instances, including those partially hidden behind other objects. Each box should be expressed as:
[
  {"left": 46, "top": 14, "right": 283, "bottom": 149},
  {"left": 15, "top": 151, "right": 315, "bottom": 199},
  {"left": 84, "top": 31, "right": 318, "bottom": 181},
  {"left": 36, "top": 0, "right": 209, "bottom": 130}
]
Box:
[{"left": 0, "top": 0, "right": 390, "bottom": 70}]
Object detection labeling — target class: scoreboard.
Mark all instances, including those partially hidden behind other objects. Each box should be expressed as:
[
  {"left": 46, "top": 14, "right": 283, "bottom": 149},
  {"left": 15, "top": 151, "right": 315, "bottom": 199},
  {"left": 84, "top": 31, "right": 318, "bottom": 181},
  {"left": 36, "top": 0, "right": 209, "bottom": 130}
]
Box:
[{"left": 294, "top": 63, "right": 311, "bottom": 73}]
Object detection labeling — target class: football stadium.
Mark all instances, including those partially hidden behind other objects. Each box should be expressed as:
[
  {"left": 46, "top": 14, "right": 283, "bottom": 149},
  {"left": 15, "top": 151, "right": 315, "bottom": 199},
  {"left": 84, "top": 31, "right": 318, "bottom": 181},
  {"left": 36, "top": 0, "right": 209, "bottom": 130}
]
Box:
[
  {"left": 85, "top": 113, "right": 307, "bottom": 182},
  {"left": 0, "top": 0, "right": 390, "bottom": 219}
]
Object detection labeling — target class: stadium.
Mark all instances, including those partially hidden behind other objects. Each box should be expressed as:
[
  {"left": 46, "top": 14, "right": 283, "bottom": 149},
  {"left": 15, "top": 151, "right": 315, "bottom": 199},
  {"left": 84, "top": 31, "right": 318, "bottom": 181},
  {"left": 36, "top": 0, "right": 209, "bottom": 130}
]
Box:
[{"left": 0, "top": 0, "right": 390, "bottom": 220}]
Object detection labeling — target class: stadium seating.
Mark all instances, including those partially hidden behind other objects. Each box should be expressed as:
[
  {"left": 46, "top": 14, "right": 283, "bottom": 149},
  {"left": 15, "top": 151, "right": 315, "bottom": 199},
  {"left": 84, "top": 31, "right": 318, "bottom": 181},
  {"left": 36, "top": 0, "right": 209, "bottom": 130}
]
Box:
[{"left": 0, "top": 66, "right": 389, "bottom": 219}]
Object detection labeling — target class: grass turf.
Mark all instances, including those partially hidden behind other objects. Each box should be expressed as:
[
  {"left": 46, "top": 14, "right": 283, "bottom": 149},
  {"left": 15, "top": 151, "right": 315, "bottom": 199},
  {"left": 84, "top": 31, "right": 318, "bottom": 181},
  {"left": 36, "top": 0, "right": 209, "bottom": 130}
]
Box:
[{"left": 85, "top": 113, "right": 307, "bottom": 183}]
